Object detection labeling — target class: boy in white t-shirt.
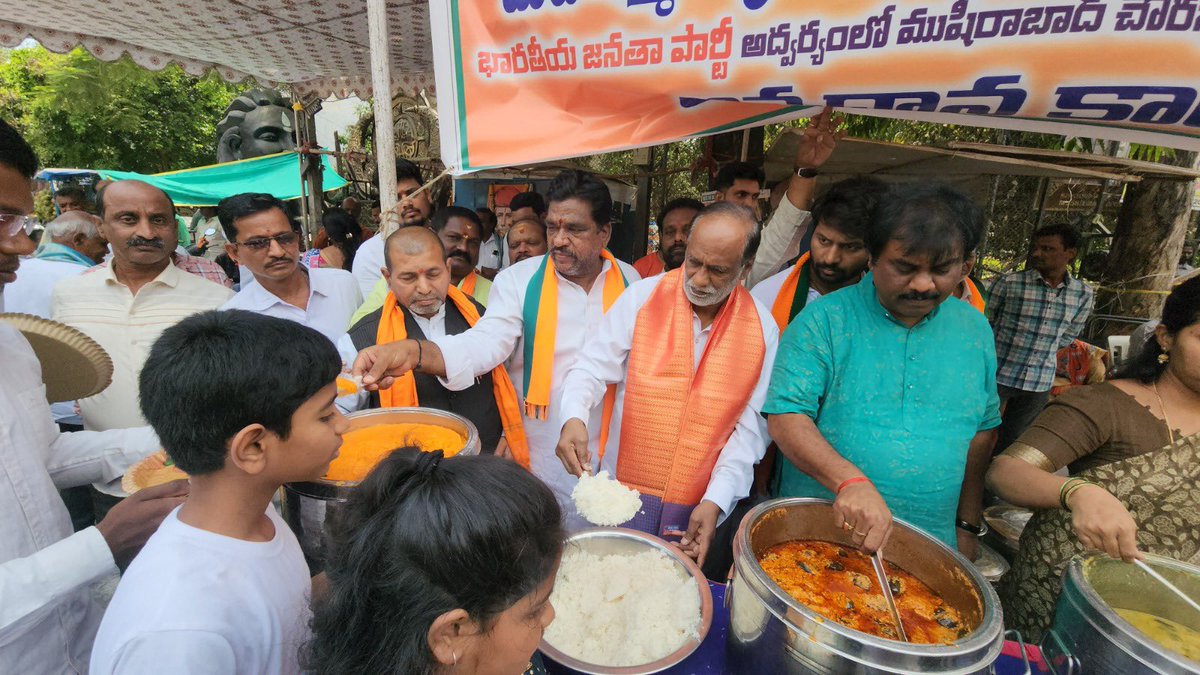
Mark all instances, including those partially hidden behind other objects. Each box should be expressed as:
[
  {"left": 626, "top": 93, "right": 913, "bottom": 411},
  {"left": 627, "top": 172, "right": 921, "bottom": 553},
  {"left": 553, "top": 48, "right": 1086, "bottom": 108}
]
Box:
[{"left": 90, "top": 310, "right": 350, "bottom": 675}]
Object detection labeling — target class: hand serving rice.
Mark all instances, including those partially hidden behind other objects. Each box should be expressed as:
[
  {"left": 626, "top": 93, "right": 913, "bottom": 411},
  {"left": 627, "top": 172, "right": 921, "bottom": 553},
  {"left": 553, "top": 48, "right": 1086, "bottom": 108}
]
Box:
[
  {"left": 543, "top": 547, "right": 702, "bottom": 667},
  {"left": 571, "top": 470, "right": 642, "bottom": 526}
]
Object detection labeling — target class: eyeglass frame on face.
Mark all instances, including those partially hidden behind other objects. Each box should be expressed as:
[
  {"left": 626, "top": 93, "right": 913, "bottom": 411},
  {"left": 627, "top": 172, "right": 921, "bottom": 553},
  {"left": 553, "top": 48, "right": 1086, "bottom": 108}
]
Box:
[
  {"left": 232, "top": 231, "right": 300, "bottom": 252},
  {"left": 0, "top": 214, "right": 38, "bottom": 238}
]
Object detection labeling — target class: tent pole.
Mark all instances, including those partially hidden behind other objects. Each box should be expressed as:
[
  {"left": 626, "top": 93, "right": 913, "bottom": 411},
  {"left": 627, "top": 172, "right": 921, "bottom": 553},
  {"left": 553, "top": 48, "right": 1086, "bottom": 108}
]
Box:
[{"left": 367, "top": 0, "right": 399, "bottom": 236}]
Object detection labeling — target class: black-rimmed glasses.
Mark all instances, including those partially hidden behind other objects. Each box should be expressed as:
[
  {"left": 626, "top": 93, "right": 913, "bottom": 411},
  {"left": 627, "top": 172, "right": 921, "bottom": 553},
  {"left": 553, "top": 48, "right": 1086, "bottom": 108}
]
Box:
[{"left": 234, "top": 231, "right": 299, "bottom": 251}]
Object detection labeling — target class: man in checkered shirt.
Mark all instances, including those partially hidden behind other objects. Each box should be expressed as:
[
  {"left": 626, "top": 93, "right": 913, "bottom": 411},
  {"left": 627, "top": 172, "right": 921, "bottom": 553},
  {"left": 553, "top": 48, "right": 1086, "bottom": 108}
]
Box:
[{"left": 988, "top": 224, "right": 1094, "bottom": 454}]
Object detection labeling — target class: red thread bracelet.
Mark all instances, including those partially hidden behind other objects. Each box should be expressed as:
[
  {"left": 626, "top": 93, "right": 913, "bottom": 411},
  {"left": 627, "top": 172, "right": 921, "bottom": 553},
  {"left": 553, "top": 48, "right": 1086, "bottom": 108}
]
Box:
[{"left": 836, "top": 476, "right": 871, "bottom": 494}]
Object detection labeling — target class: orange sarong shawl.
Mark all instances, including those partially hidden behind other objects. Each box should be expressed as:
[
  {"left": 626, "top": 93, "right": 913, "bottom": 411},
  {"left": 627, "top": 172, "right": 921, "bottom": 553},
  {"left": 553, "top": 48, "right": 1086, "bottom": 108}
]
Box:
[
  {"left": 376, "top": 286, "right": 531, "bottom": 469},
  {"left": 617, "top": 269, "right": 765, "bottom": 526}
]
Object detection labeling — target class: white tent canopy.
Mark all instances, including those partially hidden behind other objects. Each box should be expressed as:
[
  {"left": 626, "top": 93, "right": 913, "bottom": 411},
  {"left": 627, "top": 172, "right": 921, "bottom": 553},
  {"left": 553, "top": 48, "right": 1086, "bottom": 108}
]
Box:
[{"left": 0, "top": 1, "right": 433, "bottom": 99}]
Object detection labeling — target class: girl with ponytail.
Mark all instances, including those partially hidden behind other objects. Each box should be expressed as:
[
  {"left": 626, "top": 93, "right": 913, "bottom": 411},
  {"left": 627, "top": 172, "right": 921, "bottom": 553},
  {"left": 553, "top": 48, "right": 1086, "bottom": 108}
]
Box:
[{"left": 306, "top": 449, "right": 563, "bottom": 675}]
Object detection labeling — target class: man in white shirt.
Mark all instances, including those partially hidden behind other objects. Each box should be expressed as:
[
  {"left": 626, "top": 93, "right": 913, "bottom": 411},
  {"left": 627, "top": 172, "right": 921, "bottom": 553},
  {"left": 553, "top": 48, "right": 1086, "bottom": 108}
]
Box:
[
  {"left": 52, "top": 180, "right": 232, "bottom": 512},
  {"left": 353, "top": 170, "right": 640, "bottom": 528},
  {"left": 351, "top": 158, "right": 434, "bottom": 296},
  {"left": 216, "top": 193, "right": 361, "bottom": 344},
  {"left": 747, "top": 107, "right": 844, "bottom": 287},
  {"left": 556, "top": 203, "right": 777, "bottom": 566},
  {"left": 0, "top": 118, "right": 186, "bottom": 674},
  {"left": 751, "top": 176, "right": 884, "bottom": 331},
  {"left": 4, "top": 211, "right": 105, "bottom": 318},
  {"left": 475, "top": 206, "right": 504, "bottom": 279}
]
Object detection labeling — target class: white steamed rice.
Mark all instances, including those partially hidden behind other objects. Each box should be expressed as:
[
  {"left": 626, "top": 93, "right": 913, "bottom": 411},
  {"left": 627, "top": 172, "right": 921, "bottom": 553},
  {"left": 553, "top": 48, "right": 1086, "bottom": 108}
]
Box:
[
  {"left": 543, "top": 547, "right": 702, "bottom": 666},
  {"left": 571, "top": 470, "right": 642, "bottom": 526}
]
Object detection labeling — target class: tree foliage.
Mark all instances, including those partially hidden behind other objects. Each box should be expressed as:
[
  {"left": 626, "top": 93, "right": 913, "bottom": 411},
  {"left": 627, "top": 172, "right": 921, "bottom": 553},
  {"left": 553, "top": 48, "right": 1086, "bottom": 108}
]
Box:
[{"left": 0, "top": 46, "right": 244, "bottom": 173}]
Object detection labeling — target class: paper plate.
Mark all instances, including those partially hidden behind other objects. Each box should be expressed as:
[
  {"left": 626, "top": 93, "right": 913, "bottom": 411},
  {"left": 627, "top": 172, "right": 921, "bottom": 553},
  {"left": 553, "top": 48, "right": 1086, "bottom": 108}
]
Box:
[
  {"left": 122, "top": 450, "right": 188, "bottom": 494},
  {"left": 0, "top": 313, "right": 113, "bottom": 402}
]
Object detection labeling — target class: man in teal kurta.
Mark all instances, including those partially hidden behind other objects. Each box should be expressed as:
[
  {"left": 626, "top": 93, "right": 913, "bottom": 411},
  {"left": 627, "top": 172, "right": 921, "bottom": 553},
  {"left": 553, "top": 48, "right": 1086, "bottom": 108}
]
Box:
[{"left": 763, "top": 183, "right": 1000, "bottom": 556}]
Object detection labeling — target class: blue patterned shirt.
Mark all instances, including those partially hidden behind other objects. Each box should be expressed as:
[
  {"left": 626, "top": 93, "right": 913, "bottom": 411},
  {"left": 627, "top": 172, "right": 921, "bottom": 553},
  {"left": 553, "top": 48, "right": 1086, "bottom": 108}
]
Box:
[
  {"left": 988, "top": 269, "right": 1094, "bottom": 392},
  {"left": 763, "top": 274, "right": 1001, "bottom": 547}
]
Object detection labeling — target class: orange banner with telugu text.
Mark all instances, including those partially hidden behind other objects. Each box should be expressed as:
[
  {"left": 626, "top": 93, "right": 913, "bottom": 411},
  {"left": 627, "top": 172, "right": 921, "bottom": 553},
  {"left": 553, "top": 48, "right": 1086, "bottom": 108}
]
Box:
[{"left": 429, "top": 0, "right": 1200, "bottom": 174}]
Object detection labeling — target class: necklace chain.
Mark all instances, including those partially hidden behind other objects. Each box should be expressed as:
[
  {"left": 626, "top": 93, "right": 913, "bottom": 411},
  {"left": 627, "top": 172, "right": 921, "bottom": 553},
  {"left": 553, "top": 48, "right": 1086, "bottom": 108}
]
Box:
[{"left": 1153, "top": 381, "right": 1177, "bottom": 446}]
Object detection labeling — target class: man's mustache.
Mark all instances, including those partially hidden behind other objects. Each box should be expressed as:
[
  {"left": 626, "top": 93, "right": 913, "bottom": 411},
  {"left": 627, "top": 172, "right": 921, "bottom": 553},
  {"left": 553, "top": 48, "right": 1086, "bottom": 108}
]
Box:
[
  {"left": 447, "top": 251, "right": 471, "bottom": 261},
  {"left": 127, "top": 237, "right": 164, "bottom": 249},
  {"left": 900, "top": 291, "right": 941, "bottom": 301}
]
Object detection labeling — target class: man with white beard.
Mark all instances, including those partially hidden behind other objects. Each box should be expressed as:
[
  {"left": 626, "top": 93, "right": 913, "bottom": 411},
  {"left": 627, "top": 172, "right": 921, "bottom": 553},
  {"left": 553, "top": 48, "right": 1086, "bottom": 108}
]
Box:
[{"left": 555, "top": 202, "right": 778, "bottom": 567}]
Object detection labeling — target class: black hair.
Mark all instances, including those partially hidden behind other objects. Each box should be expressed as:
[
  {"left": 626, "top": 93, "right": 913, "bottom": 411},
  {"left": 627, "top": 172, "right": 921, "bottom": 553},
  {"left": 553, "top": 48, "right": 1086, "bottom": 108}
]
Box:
[
  {"left": 714, "top": 161, "right": 765, "bottom": 193},
  {"left": 321, "top": 207, "right": 362, "bottom": 271},
  {"left": 430, "top": 205, "right": 483, "bottom": 234},
  {"left": 1118, "top": 277, "right": 1200, "bottom": 384},
  {"left": 657, "top": 197, "right": 704, "bottom": 231},
  {"left": 138, "top": 310, "right": 341, "bottom": 475},
  {"left": 216, "top": 192, "right": 290, "bottom": 241},
  {"left": 214, "top": 252, "right": 240, "bottom": 284},
  {"left": 694, "top": 202, "right": 761, "bottom": 264},
  {"left": 1032, "top": 223, "right": 1082, "bottom": 252},
  {"left": 868, "top": 183, "right": 983, "bottom": 265},
  {"left": 96, "top": 180, "right": 176, "bottom": 219},
  {"left": 395, "top": 158, "right": 425, "bottom": 186},
  {"left": 810, "top": 176, "right": 889, "bottom": 242},
  {"left": 545, "top": 170, "right": 612, "bottom": 229},
  {"left": 508, "top": 191, "right": 547, "bottom": 218},
  {"left": 474, "top": 207, "right": 497, "bottom": 234},
  {"left": 306, "top": 449, "right": 564, "bottom": 675},
  {"left": 55, "top": 185, "right": 88, "bottom": 202},
  {"left": 0, "top": 118, "right": 37, "bottom": 179}
]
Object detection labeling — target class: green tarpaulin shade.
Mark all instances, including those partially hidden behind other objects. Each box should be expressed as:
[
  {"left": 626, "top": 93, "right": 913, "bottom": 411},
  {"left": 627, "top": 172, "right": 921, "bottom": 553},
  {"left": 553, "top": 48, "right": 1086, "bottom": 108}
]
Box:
[{"left": 98, "top": 151, "right": 347, "bottom": 207}]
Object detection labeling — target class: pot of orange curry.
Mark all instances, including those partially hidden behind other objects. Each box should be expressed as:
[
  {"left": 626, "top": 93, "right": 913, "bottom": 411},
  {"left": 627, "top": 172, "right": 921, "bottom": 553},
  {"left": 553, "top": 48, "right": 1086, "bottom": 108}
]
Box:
[
  {"left": 281, "top": 407, "right": 481, "bottom": 569},
  {"left": 726, "top": 498, "right": 1004, "bottom": 674}
]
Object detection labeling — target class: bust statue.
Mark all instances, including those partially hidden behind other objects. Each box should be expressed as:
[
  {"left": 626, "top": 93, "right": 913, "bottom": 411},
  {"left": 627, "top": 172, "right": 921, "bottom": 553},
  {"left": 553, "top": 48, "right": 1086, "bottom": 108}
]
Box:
[{"left": 215, "top": 88, "right": 296, "bottom": 163}]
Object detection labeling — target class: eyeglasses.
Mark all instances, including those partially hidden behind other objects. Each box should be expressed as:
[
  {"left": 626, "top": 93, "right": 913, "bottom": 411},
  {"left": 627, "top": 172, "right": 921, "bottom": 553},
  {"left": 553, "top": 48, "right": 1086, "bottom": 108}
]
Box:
[
  {"left": 0, "top": 214, "right": 38, "bottom": 238},
  {"left": 234, "top": 231, "right": 299, "bottom": 251}
]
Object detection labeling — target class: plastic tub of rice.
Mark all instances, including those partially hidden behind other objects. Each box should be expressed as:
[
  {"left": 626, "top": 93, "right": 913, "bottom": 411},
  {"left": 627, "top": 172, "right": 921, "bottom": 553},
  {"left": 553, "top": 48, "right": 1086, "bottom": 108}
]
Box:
[{"left": 541, "top": 527, "right": 714, "bottom": 674}]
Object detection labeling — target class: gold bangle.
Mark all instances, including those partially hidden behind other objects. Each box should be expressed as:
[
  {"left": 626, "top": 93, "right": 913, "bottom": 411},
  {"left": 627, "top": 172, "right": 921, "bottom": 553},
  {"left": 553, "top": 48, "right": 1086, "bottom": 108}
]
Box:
[
  {"left": 1001, "top": 442, "right": 1057, "bottom": 473},
  {"left": 1059, "top": 477, "right": 1085, "bottom": 510},
  {"left": 1062, "top": 479, "right": 1097, "bottom": 511}
]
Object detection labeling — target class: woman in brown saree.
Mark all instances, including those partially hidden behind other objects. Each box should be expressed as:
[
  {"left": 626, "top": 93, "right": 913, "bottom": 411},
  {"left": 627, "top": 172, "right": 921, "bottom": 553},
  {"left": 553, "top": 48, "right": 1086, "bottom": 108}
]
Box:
[{"left": 987, "top": 277, "right": 1200, "bottom": 641}]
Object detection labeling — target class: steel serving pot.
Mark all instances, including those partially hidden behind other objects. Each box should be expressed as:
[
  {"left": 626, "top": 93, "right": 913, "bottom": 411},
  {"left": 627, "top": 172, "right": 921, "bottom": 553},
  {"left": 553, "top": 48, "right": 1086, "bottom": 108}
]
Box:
[
  {"left": 280, "top": 407, "right": 481, "bottom": 569},
  {"left": 1040, "top": 552, "right": 1200, "bottom": 675},
  {"left": 539, "top": 527, "right": 714, "bottom": 675},
  {"left": 727, "top": 498, "right": 1004, "bottom": 674}
]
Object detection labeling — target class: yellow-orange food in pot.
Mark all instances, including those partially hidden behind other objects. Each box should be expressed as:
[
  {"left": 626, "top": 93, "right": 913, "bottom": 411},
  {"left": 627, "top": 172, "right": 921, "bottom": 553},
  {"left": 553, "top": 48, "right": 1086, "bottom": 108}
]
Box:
[{"left": 324, "top": 423, "right": 466, "bottom": 482}]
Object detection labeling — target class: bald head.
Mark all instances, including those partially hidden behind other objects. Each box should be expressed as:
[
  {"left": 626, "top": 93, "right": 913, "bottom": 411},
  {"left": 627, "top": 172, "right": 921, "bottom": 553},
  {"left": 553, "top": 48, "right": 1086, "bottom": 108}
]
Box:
[
  {"left": 382, "top": 226, "right": 451, "bottom": 318},
  {"left": 97, "top": 180, "right": 174, "bottom": 218},
  {"left": 97, "top": 180, "right": 178, "bottom": 270},
  {"left": 690, "top": 202, "right": 760, "bottom": 265},
  {"left": 682, "top": 202, "right": 761, "bottom": 308},
  {"left": 384, "top": 226, "right": 446, "bottom": 272}
]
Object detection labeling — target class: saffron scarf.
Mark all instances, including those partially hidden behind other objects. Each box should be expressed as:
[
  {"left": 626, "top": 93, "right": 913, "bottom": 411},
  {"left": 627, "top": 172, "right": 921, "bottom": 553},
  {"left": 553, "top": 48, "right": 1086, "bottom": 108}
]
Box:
[
  {"left": 460, "top": 270, "right": 478, "bottom": 297},
  {"left": 617, "top": 269, "right": 765, "bottom": 534},
  {"left": 376, "top": 287, "right": 531, "bottom": 469},
  {"left": 963, "top": 277, "right": 986, "bottom": 313},
  {"left": 522, "top": 250, "right": 628, "bottom": 444},
  {"left": 769, "top": 252, "right": 811, "bottom": 331}
]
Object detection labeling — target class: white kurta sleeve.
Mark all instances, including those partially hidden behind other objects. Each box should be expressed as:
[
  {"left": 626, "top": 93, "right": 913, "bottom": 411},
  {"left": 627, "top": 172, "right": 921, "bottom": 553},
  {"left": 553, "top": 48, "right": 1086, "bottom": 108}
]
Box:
[
  {"left": 701, "top": 315, "right": 780, "bottom": 517},
  {"left": 558, "top": 284, "right": 644, "bottom": 427},
  {"left": 0, "top": 526, "right": 115, "bottom": 630},
  {"left": 433, "top": 266, "right": 527, "bottom": 391},
  {"left": 334, "top": 334, "right": 368, "bottom": 413},
  {"left": 748, "top": 198, "right": 812, "bottom": 288},
  {"left": 44, "top": 424, "right": 160, "bottom": 490}
]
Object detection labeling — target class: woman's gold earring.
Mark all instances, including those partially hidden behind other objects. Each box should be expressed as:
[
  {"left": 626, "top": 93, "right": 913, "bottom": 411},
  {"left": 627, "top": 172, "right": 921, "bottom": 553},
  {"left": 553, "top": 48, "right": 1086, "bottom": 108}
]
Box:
[{"left": 1158, "top": 352, "right": 1170, "bottom": 365}]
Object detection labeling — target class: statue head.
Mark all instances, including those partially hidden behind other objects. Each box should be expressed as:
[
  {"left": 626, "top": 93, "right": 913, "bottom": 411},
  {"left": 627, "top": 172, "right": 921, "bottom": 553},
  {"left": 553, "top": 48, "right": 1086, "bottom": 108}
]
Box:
[{"left": 216, "top": 88, "right": 296, "bottom": 163}]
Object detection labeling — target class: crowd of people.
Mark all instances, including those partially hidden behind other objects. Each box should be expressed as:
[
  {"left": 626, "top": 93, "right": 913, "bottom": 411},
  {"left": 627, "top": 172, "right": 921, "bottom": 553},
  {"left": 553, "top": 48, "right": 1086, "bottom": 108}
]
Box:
[{"left": 2, "top": 104, "right": 1196, "bottom": 675}]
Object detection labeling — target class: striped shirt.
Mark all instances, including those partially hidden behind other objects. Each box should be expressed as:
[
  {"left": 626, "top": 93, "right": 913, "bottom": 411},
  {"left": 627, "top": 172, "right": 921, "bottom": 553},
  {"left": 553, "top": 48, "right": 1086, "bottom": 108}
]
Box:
[
  {"left": 988, "top": 268, "right": 1094, "bottom": 392},
  {"left": 52, "top": 261, "right": 233, "bottom": 432}
]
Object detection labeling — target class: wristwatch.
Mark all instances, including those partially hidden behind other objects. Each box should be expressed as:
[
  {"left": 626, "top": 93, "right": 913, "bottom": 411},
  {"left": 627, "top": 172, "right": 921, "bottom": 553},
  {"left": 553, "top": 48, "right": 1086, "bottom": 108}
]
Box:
[
  {"left": 956, "top": 518, "right": 988, "bottom": 537},
  {"left": 795, "top": 167, "right": 820, "bottom": 179}
]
